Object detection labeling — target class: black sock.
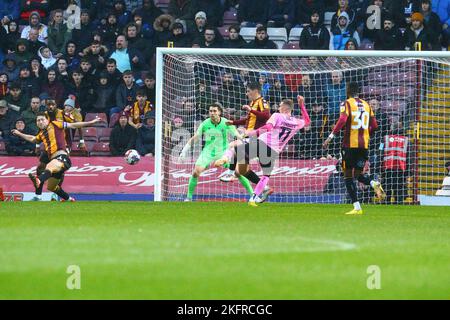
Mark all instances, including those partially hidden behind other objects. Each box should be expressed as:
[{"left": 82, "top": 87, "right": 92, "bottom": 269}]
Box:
[
  {"left": 229, "top": 163, "right": 236, "bottom": 171},
  {"left": 54, "top": 186, "right": 70, "bottom": 201},
  {"left": 36, "top": 183, "right": 43, "bottom": 195},
  {"left": 245, "top": 170, "right": 260, "bottom": 184},
  {"left": 38, "top": 170, "right": 52, "bottom": 186},
  {"left": 357, "top": 174, "right": 372, "bottom": 186},
  {"left": 344, "top": 178, "right": 358, "bottom": 203}
]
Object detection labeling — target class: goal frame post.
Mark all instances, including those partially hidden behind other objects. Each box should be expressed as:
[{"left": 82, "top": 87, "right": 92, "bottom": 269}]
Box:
[{"left": 154, "top": 48, "right": 450, "bottom": 202}]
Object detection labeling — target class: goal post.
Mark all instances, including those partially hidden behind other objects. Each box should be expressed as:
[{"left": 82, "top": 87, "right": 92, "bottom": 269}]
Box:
[{"left": 155, "top": 48, "right": 450, "bottom": 204}]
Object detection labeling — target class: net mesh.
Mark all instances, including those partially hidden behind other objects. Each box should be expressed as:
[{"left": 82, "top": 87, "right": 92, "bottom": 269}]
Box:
[{"left": 158, "top": 52, "right": 450, "bottom": 204}]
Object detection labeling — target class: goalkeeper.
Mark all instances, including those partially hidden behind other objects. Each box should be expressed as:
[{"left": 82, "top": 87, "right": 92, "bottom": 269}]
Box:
[{"left": 180, "top": 103, "right": 254, "bottom": 201}]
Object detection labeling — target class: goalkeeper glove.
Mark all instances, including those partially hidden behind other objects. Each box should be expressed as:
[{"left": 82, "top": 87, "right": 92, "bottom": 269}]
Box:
[{"left": 180, "top": 144, "right": 191, "bottom": 159}]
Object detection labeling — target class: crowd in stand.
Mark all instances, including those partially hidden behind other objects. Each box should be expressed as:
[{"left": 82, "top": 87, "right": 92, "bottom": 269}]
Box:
[{"left": 0, "top": 0, "right": 448, "bottom": 158}]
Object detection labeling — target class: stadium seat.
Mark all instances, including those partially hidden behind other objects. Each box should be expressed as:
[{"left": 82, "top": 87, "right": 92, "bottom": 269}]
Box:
[
  {"left": 0, "top": 141, "right": 7, "bottom": 155},
  {"left": 73, "top": 127, "right": 98, "bottom": 142},
  {"left": 362, "top": 85, "right": 382, "bottom": 97},
  {"left": 324, "top": 11, "right": 335, "bottom": 26},
  {"left": 109, "top": 113, "right": 120, "bottom": 128},
  {"left": 288, "top": 27, "right": 303, "bottom": 42},
  {"left": 85, "top": 113, "right": 108, "bottom": 127},
  {"left": 282, "top": 42, "right": 300, "bottom": 50},
  {"left": 70, "top": 141, "right": 94, "bottom": 156},
  {"left": 379, "top": 86, "right": 415, "bottom": 99},
  {"left": 218, "top": 26, "right": 230, "bottom": 39},
  {"left": 89, "top": 142, "right": 111, "bottom": 156},
  {"left": 273, "top": 40, "right": 286, "bottom": 49},
  {"left": 360, "top": 40, "right": 374, "bottom": 50},
  {"left": 240, "top": 27, "right": 256, "bottom": 41},
  {"left": 381, "top": 100, "right": 408, "bottom": 114},
  {"left": 267, "top": 28, "right": 288, "bottom": 42},
  {"left": 97, "top": 128, "right": 112, "bottom": 142},
  {"left": 223, "top": 10, "right": 238, "bottom": 25}
]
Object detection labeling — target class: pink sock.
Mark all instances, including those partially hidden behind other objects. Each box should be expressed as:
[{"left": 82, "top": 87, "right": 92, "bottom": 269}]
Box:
[
  {"left": 224, "top": 149, "right": 234, "bottom": 161},
  {"left": 254, "top": 176, "right": 269, "bottom": 196}
]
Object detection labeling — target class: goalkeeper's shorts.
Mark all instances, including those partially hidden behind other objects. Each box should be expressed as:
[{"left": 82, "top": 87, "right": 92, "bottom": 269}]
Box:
[{"left": 195, "top": 151, "right": 223, "bottom": 169}]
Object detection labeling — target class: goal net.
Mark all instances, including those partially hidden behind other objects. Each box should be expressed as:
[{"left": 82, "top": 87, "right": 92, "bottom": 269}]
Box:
[{"left": 155, "top": 48, "right": 450, "bottom": 204}]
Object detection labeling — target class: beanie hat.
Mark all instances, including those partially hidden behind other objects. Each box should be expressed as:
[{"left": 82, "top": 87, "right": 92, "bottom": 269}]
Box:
[
  {"left": 411, "top": 12, "right": 424, "bottom": 22},
  {"left": 64, "top": 98, "right": 75, "bottom": 108}
]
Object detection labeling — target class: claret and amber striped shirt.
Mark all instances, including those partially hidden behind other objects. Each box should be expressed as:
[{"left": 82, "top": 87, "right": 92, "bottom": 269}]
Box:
[{"left": 35, "top": 121, "right": 68, "bottom": 158}]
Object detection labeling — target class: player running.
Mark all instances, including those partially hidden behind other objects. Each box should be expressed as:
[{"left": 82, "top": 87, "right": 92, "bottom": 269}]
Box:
[
  {"left": 12, "top": 113, "right": 101, "bottom": 202},
  {"left": 180, "top": 103, "right": 254, "bottom": 201},
  {"left": 323, "top": 82, "right": 386, "bottom": 215},
  {"left": 220, "top": 82, "right": 271, "bottom": 183},
  {"left": 215, "top": 96, "right": 310, "bottom": 206}
]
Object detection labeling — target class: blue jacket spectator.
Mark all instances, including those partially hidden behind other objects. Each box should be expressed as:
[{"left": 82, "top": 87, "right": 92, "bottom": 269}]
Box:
[
  {"left": 112, "top": 0, "right": 132, "bottom": 28},
  {"left": 238, "top": 0, "right": 269, "bottom": 27},
  {"left": 1, "top": 54, "right": 19, "bottom": 82},
  {"left": 330, "top": 12, "right": 360, "bottom": 50},
  {"left": 267, "top": 0, "right": 296, "bottom": 29},
  {"left": 0, "top": 0, "right": 20, "bottom": 24},
  {"left": 108, "top": 35, "right": 146, "bottom": 74},
  {"left": 433, "top": 0, "right": 450, "bottom": 28},
  {"left": 325, "top": 71, "right": 346, "bottom": 118},
  {"left": 136, "top": 111, "right": 155, "bottom": 156}
]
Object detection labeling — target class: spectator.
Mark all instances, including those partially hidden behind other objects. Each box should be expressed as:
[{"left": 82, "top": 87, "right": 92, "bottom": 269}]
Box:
[
  {"left": 267, "top": 76, "right": 287, "bottom": 113},
  {"left": 105, "top": 58, "right": 123, "bottom": 88},
  {"left": 124, "top": 22, "right": 154, "bottom": 62},
  {"left": 325, "top": 71, "right": 346, "bottom": 124},
  {"left": 5, "top": 21, "right": 21, "bottom": 54},
  {"left": 238, "top": 0, "right": 268, "bottom": 27},
  {"left": 38, "top": 91, "right": 51, "bottom": 111},
  {"left": 47, "top": 9, "right": 71, "bottom": 57},
  {"left": 374, "top": 16, "right": 405, "bottom": 50},
  {"left": 304, "top": 97, "right": 327, "bottom": 159},
  {"left": 168, "top": 0, "right": 197, "bottom": 30},
  {"left": 167, "top": 21, "right": 192, "bottom": 47},
  {"left": 21, "top": 11, "right": 48, "bottom": 44},
  {"left": 21, "top": 96, "right": 41, "bottom": 134},
  {"left": 100, "top": 12, "right": 122, "bottom": 47},
  {"left": 30, "top": 57, "right": 44, "bottom": 82},
  {"left": 199, "top": 26, "right": 222, "bottom": 48},
  {"left": 258, "top": 73, "right": 271, "bottom": 99},
  {"left": 27, "top": 27, "right": 47, "bottom": 55},
  {"left": 299, "top": 10, "right": 330, "bottom": 50},
  {"left": 5, "top": 118, "right": 35, "bottom": 155},
  {"left": 0, "top": 54, "right": 19, "bottom": 82},
  {"left": 404, "top": 12, "right": 440, "bottom": 50},
  {"left": 0, "top": 73, "right": 8, "bottom": 100},
  {"left": 38, "top": 46, "right": 57, "bottom": 69},
  {"left": 92, "top": 72, "right": 116, "bottom": 116},
  {"left": 433, "top": 0, "right": 450, "bottom": 46},
  {"left": 142, "top": 72, "right": 156, "bottom": 103},
  {"left": 114, "top": 70, "right": 139, "bottom": 115},
  {"left": 281, "top": 58, "right": 302, "bottom": 94},
  {"left": 297, "top": 74, "right": 317, "bottom": 107},
  {"left": 225, "top": 25, "right": 247, "bottom": 48},
  {"left": 420, "top": 0, "right": 442, "bottom": 44},
  {"left": 5, "top": 82, "right": 28, "bottom": 113},
  {"left": 64, "top": 41, "right": 81, "bottom": 72},
  {"left": 136, "top": 111, "right": 155, "bottom": 156},
  {"left": 296, "top": 0, "right": 325, "bottom": 25},
  {"left": 81, "top": 41, "right": 108, "bottom": 72},
  {"left": 41, "top": 69, "right": 65, "bottom": 107},
  {"left": 136, "top": 0, "right": 164, "bottom": 26},
  {"left": 344, "top": 37, "right": 359, "bottom": 49},
  {"left": 17, "top": 65, "right": 40, "bottom": 101},
  {"left": 79, "top": 57, "right": 97, "bottom": 83},
  {"left": 55, "top": 57, "right": 71, "bottom": 85},
  {"left": 386, "top": 0, "right": 421, "bottom": 28},
  {"left": 330, "top": 11, "right": 360, "bottom": 50},
  {"left": 153, "top": 14, "right": 175, "bottom": 47},
  {"left": 216, "top": 72, "right": 245, "bottom": 118},
  {"left": 245, "top": 25, "right": 277, "bottom": 49},
  {"left": 65, "top": 68, "right": 94, "bottom": 114},
  {"left": 112, "top": 0, "right": 132, "bottom": 27},
  {"left": 14, "top": 39, "right": 34, "bottom": 66},
  {"left": 362, "top": 0, "right": 391, "bottom": 41},
  {"left": 0, "top": 100, "right": 19, "bottom": 140},
  {"left": 110, "top": 111, "right": 137, "bottom": 156},
  {"left": 63, "top": 0, "right": 81, "bottom": 31},
  {"left": 196, "top": 0, "right": 222, "bottom": 27},
  {"left": 195, "top": 80, "right": 214, "bottom": 120},
  {"left": 0, "top": 1, "right": 20, "bottom": 26},
  {"left": 125, "top": 0, "right": 144, "bottom": 13},
  {"left": 132, "top": 11, "right": 154, "bottom": 39},
  {"left": 72, "top": 9, "right": 96, "bottom": 51},
  {"left": 267, "top": 0, "right": 296, "bottom": 31},
  {"left": 189, "top": 11, "right": 207, "bottom": 43},
  {"left": 368, "top": 97, "right": 390, "bottom": 175},
  {"left": 108, "top": 35, "right": 145, "bottom": 74},
  {"left": 125, "top": 89, "right": 153, "bottom": 129},
  {"left": 331, "top": 0, "right": 357, "bottom": 30}
]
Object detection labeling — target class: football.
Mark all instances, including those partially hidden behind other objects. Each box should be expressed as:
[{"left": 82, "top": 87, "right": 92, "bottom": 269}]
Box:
[{"left": 124, "top": 149, "right": 141, "bottom": 165}]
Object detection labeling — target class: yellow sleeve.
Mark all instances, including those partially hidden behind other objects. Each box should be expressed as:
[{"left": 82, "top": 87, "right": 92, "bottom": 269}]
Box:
[{"left": 35, "top": 132, "right": 42, "bottom": 143}]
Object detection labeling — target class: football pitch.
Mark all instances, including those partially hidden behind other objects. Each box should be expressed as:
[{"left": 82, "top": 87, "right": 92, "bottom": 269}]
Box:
[{"left": 0, "top": 202, "right": 449, "bottom": 300}]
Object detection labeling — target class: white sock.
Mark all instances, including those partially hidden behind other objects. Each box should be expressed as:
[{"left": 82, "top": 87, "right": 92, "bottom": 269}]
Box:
[
  {"left": 370, "top": 180, "right": 377, "bottom": 188},
  {"left": 353, "top": 202, "right": 361, "bottom": 211},
  {"left": 263, "top": 185, "right": 269, "bottom": 191}
]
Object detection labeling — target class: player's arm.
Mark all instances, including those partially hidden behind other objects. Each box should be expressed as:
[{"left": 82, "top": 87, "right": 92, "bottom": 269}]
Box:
[
  {"left": 368, "top": 108, "right": 378, "bottom": 135},
  {"left": 246, "top": 114, "right": 277, "bottom": 137},
  {"left": 11, "top": 129, "right": 38, "bottom": 143},
  {"left": 227, "top": 123, "right": 244, "bottom": 140},
  {"left": 297, "top": 95, "right": 311, "bottom": 127},
  {"left": 323, "top": 101, "right": 349, "bottom": 149},
  {"left": 66, "top": 117, "right": 102, "bottom": 129}
]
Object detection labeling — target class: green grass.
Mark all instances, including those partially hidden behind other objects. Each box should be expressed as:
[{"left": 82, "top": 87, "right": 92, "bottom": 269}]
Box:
[{"left": 0, "top": 202, "right": 449, "bottom": 299}]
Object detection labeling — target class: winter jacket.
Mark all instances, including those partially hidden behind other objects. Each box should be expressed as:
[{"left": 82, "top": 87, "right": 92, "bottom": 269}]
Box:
[
  {"left": 20, "top": 0, "right": 49, "bottom": 21},
  {"left": 0, "top": 54, "right": 19, "bottom": 82},
  {"left": 0, "top": 0, "right": 20, "bottom": 21},
  {"left": 135, "top": 1, "right": 164, "bottom": 25},
  {"left": 41, "top": 81, "right": 65, "bottom": 107},
  {"left": 299, "top": 23, "right": 330, "bottom": 50},
  {"left": 92, "top": 83, "right": 116, "bottom": 113},
  {"left": 330, "top": 12, "right": 360, "bottom": 50},
  {"left": 14, "top": 39, "right": 34, "bottom": 66},
  {"left": 238, "top": 0, "right": 268, "bottom": 24},
  {"left": 267, "top": 0, "right": 295, "bottom": 23},
  {"left": 433, "top": 0, "right": 450, "bottom": 26},
  {"left": 47, "top": 22, "right": 72, "bottom": 55},
  {"left": 225, "top": 35, "right": 247, "bottom": 48},
  {"left": 153, "top": 14, "right": 175, "bottom": 47},
  {"left": 136, "top": 123, "right": 155, "bottom": 156},
  {"left": 116, "top": 83, "right": 139, "bottom": 110},
  {"left": 404, "top": 25, "right": 440, "bottom": 50},
  {"left": 374, "top": 27, "right": 405, "bottom": 50},
  {"left": 5, "top": 126, "right": 35, "bottom": 156},
  {"left": 0, "top": 109, "right": 19, "bottom": 139},
  {"left": 245, "top": 35, "right": 277, "bottom": 49},
  {"left": 196, "top": 0, "right": 223, "bottom": 26},
  {"left": 110, "top": 123, "right": 137, "bottom": 156},
  {"left": 168, "top": 0, "right": 198, "bottom": 23},
  {"left": 21, "top": 108, "right": 40, "bottom": 134}
]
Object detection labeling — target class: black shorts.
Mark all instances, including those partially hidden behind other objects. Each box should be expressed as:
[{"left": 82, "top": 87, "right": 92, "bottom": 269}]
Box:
[
  {"left": 341, "top": 148, "right": 368, "bottom": 170},
  {"left": 233, "top": 138, "right": 279, "bottom": 176},
  {"left": 39, "top": 152, "right": 50, "bottom": 164},
  {"left": 51, "top": 154, "right": 72, "bottom": 179}
]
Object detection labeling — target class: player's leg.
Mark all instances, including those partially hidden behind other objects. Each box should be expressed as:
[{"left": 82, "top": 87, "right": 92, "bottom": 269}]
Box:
[
  {"left": 186, "top": 165, "right": 205, "bottom": 201},
  {"left": 47, "top": 176, "right": 74, "bottom": 202},
  {"left": 354, "top": 149, "right": 385, "bottom": 201},
  {"left": 341, "top": 149, "right": 363, "bottom": 215},
  {"left": 29, "top": 153, "right": 49, "bottom": 200},
  {"left": 220, "top": 140, "right": 242, "bottom": 182},
  {"left": 248, "top": 142, "right": 277, "bottom": 206}
]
